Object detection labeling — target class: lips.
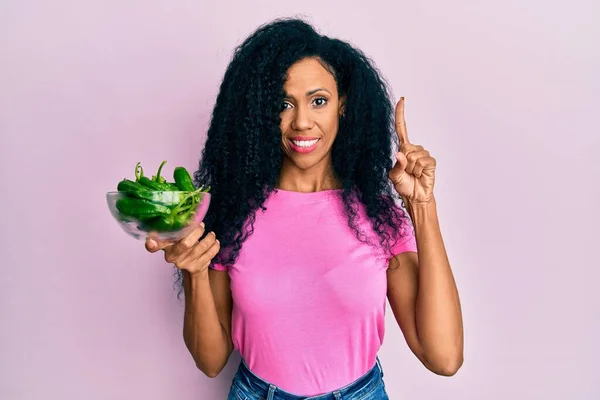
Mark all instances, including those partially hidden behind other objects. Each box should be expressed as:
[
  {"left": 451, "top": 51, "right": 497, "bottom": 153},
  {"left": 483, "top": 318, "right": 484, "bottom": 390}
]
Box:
[{"left": 288, "top": 137, "right": 320, "bottom": 154}]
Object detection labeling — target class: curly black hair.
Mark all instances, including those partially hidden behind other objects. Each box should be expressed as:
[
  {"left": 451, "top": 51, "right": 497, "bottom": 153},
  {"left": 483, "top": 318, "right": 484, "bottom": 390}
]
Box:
[{"left": 175, "top": 17, "right": 412, "bottom": 292}]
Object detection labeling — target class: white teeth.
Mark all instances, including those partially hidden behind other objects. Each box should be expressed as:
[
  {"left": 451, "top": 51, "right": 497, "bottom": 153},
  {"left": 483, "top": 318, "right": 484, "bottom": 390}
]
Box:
[{"left": 291, "top": 139, "right": 319, "bottom": 147}]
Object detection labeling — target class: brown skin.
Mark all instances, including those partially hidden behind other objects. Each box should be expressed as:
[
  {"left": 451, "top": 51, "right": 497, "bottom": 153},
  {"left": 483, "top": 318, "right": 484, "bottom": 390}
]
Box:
[
  {"left": 387, "top": 98, "right": 464, "bottom": 375},
  {"left": 143, "top": 58, "right": 463, "bottom": 378},
  {"left": 278, "top": 58, "right": 345, "bottom": 191},
  {"left": 145, "top": 225, "right": 231, "bottom": 377}
]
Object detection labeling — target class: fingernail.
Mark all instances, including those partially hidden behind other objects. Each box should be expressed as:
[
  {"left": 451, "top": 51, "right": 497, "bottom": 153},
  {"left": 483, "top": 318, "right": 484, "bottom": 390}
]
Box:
[{"left": 147, "top": 240, "right": 157, "bottom": 250}]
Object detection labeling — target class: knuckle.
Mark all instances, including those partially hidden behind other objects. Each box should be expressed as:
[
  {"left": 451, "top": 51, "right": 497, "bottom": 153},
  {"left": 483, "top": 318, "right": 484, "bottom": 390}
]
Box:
[
  {"left": 181, "top": 235, "right": 197, "bottom": 249},
  {"left": 210, "top": 241, "right": 221, "bottom": 257},
  {"left": 203, "top": 232, "right": 217, "bottom": 248},
  {"left": 193, "top": 238, "right": 211, "bottom": 257},
  {"left": 173, "top": 244, "right": 187, "bottom": 257},
  {"left": 198, "top": 239, "right": 211, "bottom": 253}
]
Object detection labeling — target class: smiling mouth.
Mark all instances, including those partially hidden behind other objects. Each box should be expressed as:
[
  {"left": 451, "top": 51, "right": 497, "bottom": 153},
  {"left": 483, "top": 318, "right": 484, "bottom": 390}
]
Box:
[
  {"left": 289, "top": 138, "right": 320, "bottom": 147},
  {"left": 288, "top": 138, "right": 321, "bottom": 154}
]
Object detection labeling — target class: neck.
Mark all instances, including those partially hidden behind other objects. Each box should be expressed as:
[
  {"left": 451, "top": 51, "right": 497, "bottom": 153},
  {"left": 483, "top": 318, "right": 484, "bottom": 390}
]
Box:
[{"left": 277, "top": 157, "right": 342, "bottom": 192}]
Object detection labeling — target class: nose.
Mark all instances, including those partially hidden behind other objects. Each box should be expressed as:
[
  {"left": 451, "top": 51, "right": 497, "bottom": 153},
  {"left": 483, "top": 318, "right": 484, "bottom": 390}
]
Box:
[{"left": 291, "top": 104, "right": 314, "bottom": 131}]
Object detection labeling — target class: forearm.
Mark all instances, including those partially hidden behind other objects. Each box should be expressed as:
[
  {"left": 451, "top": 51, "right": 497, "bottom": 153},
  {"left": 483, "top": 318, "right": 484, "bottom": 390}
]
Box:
[
  {"left": 182, "top": 270, "right": 231, "bottom": 377},
  {"left": 405, "top": 196, "right": 464, "bottom": 374}
]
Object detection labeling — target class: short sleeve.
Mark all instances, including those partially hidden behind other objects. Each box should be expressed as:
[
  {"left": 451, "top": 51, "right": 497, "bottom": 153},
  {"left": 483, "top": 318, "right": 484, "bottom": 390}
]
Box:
[
  {"left": 389, "top": 202, "right": 418, "bottom": 255},
  {"left": 391, "top": 228, "right": 417, "bottom": 255},
  {"left": 209, "top": 245, "right": 232, "bottom": 271},
  {"left": 209, "top": 262, "right": 228, "bottom": 271}
]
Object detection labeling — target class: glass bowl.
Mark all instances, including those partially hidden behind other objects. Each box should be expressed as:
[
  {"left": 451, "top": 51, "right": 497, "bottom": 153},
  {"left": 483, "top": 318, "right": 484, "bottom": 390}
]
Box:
[{"left": 106, "top": 190, "right": 211, "bottom": 242}]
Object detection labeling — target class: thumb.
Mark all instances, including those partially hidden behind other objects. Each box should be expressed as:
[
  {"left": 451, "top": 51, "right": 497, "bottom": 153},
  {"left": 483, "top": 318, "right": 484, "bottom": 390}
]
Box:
[
  {"left": 145, "top": 237, "right": 171, "bottom": 253},
  {"left": 145, "top": 239, "right": 158, "bottom": 252},
  {"left": 395, "top": 152, "right": 408, "bottom": 170},
  {"left": 389, "top": 152, "right": 408, "bottom": 184}
]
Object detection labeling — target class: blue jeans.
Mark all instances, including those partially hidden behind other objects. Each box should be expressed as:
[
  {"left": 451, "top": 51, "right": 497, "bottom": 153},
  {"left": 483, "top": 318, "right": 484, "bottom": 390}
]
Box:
[{"left": 227, "top": 357, "right": 390, "bottom": 400}]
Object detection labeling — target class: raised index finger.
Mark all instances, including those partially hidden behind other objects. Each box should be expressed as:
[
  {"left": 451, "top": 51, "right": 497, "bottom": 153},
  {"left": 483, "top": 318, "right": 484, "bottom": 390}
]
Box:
[{"left": 395, "top": 97, "right": 410, "bottom": 145}]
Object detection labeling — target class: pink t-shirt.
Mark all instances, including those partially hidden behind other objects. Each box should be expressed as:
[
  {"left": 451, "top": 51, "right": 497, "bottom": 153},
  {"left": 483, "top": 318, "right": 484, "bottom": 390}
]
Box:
[{"left": 210, "top": 188, "right": 417, "bottom": 396}]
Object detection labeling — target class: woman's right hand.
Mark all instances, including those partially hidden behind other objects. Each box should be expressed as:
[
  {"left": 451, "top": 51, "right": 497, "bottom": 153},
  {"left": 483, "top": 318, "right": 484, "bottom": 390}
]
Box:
[{"left": 144, "top": 223, "right": 221, "bottom": 275}]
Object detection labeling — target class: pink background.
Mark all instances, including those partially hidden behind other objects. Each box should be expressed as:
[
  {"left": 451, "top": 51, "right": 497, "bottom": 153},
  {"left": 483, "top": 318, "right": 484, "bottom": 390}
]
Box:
[{"left": 1, "top": 1, "right": 598, "bottom": 399}]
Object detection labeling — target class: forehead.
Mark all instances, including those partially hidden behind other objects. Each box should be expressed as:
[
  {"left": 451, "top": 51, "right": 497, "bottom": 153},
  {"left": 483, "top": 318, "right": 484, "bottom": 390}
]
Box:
[{"left": 284, "top": 58, "right": 337, "bottom": 93}]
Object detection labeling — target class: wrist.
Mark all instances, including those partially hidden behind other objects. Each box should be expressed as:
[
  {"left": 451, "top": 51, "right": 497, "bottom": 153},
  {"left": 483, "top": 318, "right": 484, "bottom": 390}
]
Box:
[
  {"left": 184, "top": 268, "right": 210, "bottom": 285},
  {"left": 405, "top": 195, "right": 435, "bottom": 208},
  {"left": 407, "top": 196, "right": 438, "bottom": 225}
]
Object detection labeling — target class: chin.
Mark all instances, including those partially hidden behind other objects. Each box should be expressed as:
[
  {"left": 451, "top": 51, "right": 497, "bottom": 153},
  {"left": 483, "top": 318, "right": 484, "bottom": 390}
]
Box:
[{"left": 285, "top": 152, "right": 329, "bottom": 171}]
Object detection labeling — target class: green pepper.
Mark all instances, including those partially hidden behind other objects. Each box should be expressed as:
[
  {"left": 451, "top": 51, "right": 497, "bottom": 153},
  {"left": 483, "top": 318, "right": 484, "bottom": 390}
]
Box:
[
  {"left": 152, "top": 175, "right": 166, "bottom": 184},
  {"left": 116, "top": 197, "right": 172, "bottom": 220},
  {"left": 173, "top": 167, "right": 196, "bottom": 191},
  {"left": 143, "top": 199, "right": 196, "bottom": 231},
  {"left": 150, "top": 191, "right": 183, "bottom": 205},
  {"left": 117, "top": 179, "right": 154, "bottom": 201},
  {"left": 143, "top": 212, "right": 192, "bottom": 231},
  {"left": 114, "top": 161, "right": 209, "bottom": 231},
  {"left": 135, "top": 162, "right": 144, "bottom": 181},
  {"left": 138, "top": 176, "right": 175, "bottom": 191},
  {"left": 153, "top": 160, "right": 168, "bottom": 184}
]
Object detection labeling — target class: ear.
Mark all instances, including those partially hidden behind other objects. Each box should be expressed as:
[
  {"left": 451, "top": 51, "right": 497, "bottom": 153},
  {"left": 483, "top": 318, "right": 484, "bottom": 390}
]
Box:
[{"left": 339, "top": 95, "right": 346, "bottom": 117}]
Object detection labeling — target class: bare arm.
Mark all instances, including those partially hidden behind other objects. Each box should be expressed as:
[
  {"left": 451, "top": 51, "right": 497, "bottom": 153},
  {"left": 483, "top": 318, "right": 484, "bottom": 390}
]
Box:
[
  {"left": 387, "top": 197, "right": 463, "bottom": 376},
  {"left": 146, "top": 225, "right": 233, "bottom": 378},
  {"left": 182, "top": 268, "right": 233, "bottom": 377}
]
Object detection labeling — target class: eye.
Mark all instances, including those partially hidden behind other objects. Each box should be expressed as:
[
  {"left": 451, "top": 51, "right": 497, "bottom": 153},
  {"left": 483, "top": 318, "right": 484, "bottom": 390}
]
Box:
[
  {"left": 282, "top": 101, "right": 293, "bottom": 111},
  {"left": 312, "top": 97, "right": 327, "bottom": 107}
]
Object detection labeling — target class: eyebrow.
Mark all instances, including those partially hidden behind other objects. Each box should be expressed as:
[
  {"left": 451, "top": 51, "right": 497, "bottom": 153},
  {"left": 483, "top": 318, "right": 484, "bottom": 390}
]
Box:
[{"left": 284, "top": 88, "right": 331, "bottom": 98}]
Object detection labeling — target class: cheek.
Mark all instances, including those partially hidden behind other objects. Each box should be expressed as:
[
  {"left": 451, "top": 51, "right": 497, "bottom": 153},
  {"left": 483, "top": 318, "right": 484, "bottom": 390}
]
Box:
[
  {"left": 279, "top": 116, "right": 290, "bottom": 135},
  {"left": 323, "top": 114, "right": 339, "bottom": 138}
]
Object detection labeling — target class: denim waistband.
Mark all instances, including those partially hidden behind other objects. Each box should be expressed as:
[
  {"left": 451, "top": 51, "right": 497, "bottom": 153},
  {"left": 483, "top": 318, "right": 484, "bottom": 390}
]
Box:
[{"left": 233, "top": 357, "right": 384, "bottom": 400}]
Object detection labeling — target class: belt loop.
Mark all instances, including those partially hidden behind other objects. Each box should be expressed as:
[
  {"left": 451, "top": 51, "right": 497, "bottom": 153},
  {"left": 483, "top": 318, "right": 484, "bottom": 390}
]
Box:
[
  {"left": 267, "top": 384, "right": 276, "bottom": 400},
  {"left": 376, "top": 356, "right": 384, "bottom": 378},
  {"left": 333, "top": 390, "right": 342, "bottom": 399}
]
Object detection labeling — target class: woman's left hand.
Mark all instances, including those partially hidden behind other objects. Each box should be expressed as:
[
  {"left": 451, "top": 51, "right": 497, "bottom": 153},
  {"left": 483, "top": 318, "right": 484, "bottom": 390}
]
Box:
[{"left": 388, "top": 97, "right": 436, "bottom": 205}]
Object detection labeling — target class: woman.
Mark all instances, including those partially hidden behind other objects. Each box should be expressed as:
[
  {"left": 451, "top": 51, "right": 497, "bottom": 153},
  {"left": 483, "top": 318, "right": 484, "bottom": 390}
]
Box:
[{"left": 145, "top": 18, "right": 463, "bottom": 399}]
